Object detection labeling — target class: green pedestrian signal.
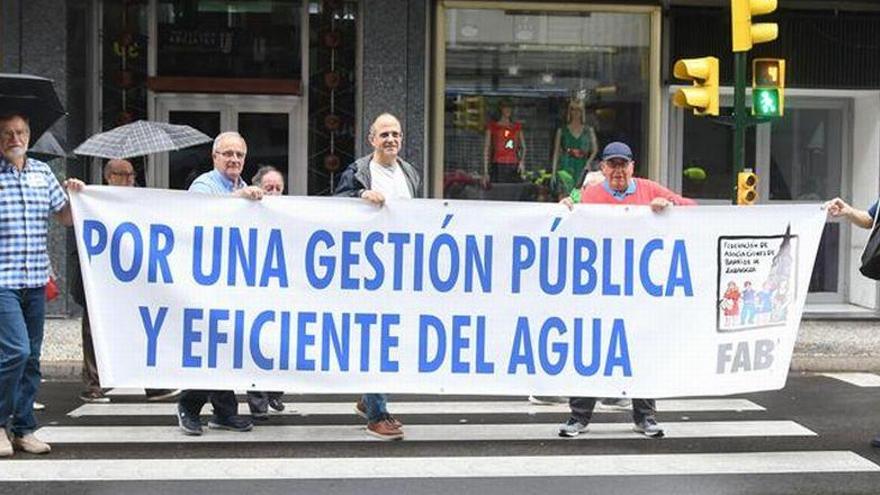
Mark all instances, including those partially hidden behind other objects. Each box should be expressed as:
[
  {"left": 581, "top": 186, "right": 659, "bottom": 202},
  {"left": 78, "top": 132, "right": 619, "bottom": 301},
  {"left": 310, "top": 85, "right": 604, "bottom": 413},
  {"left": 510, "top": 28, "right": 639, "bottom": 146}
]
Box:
[
  {"left": 753, "top": 88, "right": 780, "bottom": 116},
  {"left": 751, "top": 58, "right": 785, "bottom": 117}
]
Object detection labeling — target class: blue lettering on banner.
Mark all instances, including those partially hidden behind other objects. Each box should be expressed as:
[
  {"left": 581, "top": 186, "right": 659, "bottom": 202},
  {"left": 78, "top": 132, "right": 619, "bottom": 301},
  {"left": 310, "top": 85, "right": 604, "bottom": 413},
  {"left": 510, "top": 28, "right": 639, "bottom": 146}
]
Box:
[
  {"left": 510, "top": 236, "right": 693, "bottom": 297},
  {"left": 191, "top": 226, "right": 289, "bottom": 287},
  {"left": 139, "top": 306, "right": 167, "bottom": 366},
  {"left": 303, "top": 229, "right": 494, "bottom": 293},
  {"left": 507, "top": 317, "right": 631, "bottom": 377}
]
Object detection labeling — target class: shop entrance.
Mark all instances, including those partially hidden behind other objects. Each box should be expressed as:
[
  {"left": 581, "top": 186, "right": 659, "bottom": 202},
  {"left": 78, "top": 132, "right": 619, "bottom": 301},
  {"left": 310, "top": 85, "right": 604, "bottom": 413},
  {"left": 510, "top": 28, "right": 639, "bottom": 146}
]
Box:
[{"left": 150, "top": 93, "right": 305, "bottom": 194}]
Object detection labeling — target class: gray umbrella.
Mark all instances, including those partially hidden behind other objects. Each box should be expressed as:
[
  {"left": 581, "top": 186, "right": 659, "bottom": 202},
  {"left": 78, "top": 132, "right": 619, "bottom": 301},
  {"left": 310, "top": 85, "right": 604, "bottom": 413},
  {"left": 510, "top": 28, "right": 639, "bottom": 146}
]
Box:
[
  {"left": 74, "top": 120, "right": 212, "bottom": 159},
  {"left": 29, "top": 131, "right": 69, "bottom": 161}
]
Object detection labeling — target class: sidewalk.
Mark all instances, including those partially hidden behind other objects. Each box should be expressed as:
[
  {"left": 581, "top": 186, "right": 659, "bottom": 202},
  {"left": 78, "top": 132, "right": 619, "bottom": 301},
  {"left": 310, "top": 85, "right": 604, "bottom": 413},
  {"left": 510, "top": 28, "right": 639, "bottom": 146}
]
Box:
[{"left": 40, "top": 317, "right": 880, "bottom": 380}]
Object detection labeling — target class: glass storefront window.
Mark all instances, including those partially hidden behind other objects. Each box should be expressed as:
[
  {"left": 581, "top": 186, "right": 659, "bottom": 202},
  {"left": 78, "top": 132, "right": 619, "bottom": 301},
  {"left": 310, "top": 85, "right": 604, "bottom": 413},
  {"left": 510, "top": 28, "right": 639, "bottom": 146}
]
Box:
[
  {"left": 443, "top": 7, "right": 653, "bottom": 201},
  {"left": 680, "top": 108, "right": 756, "bottom": 201},
  {"left": 156, "top": 0, "right": 302, "bottom": 79},
  {"left": 769, "top": 108, "right": 843, "bottom": 201}
]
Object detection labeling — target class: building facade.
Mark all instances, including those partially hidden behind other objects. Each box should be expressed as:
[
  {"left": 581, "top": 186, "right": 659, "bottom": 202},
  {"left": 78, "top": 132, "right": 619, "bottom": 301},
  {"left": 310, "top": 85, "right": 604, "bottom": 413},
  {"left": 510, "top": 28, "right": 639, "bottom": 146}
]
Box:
[{"left": 1, "top": 0, "right": 878, "bottom": 319}]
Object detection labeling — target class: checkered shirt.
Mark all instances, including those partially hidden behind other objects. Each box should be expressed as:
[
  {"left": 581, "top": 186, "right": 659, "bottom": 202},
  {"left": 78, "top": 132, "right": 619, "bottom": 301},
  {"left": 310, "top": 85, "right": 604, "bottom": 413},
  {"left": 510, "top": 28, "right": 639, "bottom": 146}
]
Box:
[{"left": 0, "top": 157, "right": 67, "bottom": 288}]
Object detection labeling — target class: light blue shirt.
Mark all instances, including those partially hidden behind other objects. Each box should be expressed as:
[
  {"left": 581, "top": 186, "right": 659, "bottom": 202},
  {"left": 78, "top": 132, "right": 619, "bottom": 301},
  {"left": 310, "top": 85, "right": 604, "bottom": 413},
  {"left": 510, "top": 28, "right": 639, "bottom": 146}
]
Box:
[
  {"left": 188, "top": 169, "right": 245, "bottom": 195},
  {"left": 601, "top": 179, "right": 637, "bottom": 201}
]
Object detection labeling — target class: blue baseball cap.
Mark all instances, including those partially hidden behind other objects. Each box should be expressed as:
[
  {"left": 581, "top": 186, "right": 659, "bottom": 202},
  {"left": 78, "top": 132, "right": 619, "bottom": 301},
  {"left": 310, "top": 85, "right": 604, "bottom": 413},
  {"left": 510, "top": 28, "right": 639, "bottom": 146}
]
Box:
[{"left": 601, "top": 142, "right": 633, "bottom": 161}]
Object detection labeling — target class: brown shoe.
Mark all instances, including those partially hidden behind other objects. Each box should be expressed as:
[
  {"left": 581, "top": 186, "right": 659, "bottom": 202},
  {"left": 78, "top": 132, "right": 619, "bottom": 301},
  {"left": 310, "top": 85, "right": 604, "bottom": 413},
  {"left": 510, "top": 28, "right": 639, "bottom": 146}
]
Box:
[
  {"left": 355, "top": 400, "right": 402, "bottom": 428},
  {"left": 12, "top": 433, "right": 51, "bottom": 454},
  {"left": 0, "top": 432, "right": 12, "bottom": 457},
  {"left": 367, "top": 418, "right": 404, "bottom": 441}
]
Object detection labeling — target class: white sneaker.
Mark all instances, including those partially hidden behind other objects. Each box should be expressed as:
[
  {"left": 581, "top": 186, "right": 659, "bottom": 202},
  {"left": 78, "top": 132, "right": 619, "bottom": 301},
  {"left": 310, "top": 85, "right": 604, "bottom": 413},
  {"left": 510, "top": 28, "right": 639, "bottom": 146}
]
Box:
[
  {"left": 528, "top": 395, "right": 567, "bottom": 405},
  {"left": 0, "top": 432, "right": 12, "bottom": 457},
  {"left": 12, "top": 433, "right": 51, "bottom": 454},
  {"left": 558, "top": 418, "right": 589, "bottom": 437},
  {"left": 33, "top": 402, "right": 45, "bottom": 411}
]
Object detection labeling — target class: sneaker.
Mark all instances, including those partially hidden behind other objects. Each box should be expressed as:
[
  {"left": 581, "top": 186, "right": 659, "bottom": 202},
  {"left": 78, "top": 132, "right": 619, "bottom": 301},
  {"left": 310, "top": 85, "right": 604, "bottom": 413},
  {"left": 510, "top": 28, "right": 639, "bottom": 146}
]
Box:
[
  {"left": 558, "top": 418, "right": 589, "bottom": 437},
  {"left": 32, "top": 402, "right": 45, "bottom": 411},
  {"left": 208, "top": 415, "right": 254, "bottom": 432},
  {"left": 79, "top": 390, "right": 110, "bottom": 403},
  {"left": 11, "top": 433, "right": 51, "bottom": 454},
  {"left": 268, "top": 397, "right": 286, "bottom": 412},
  {"left": 634, "top": 416, "right": 665, "bottom": 438},
  {"left": 600, "top": 398, "right": 632, "bottom": 409},
  {"left": 871, "top": 434, "right": 880, "bottom": 448},
  {"left": 367, "top": 416, "right": 404, "bottom": 441},
  {"left": 0, "top": 432, "right": 12, "bottom": 457},
  {"left": 355, "top": 399, "right": 401, "bottom": 428},
  {"left": 528, "top": 395, "right": 567, "bottom": 405},
  {"left": 250, "top": 409, "right": 269, "bottom": 421},
  {"left": 176, "top": 404, "right": 203, "bottom": 436},
  {"left": 145, "top": 389, "right": 181, "bottom": 402}
]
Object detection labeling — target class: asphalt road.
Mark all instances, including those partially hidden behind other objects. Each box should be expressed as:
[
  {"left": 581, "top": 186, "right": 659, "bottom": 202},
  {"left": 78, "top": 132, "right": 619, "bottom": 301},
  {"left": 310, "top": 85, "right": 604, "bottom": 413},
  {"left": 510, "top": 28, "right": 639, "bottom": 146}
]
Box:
[{"left": 3, "top": 372, "right": 880, "bottom": 494}]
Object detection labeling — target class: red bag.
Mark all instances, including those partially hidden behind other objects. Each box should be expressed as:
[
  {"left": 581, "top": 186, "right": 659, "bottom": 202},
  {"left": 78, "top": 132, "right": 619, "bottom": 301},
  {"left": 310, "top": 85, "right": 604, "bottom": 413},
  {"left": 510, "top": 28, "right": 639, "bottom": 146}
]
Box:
[{"left": 45, "top": 275, "right": 59, "bottom": 301}]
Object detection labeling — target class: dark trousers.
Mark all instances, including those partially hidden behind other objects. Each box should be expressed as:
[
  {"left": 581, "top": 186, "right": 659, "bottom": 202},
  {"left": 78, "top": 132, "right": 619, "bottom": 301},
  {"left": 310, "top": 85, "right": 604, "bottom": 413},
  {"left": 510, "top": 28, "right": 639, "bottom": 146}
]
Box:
[
  {"left": 80, "top": 308, "right": 100, "bottom": 392},
  {"left": 178, "top": 390, "right": 238, "bottom": 418},
  {"left": 246, "top": 391, "right": 283, "bottom": 413},
  {"left": 569, "top": 397, "right": 656, "bottom": 424}
]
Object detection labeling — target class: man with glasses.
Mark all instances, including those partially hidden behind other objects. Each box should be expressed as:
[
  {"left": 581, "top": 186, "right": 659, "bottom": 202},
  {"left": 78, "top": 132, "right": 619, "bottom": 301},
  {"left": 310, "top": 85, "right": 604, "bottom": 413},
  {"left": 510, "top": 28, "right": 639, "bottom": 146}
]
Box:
[
  {"left": 176, "top": 131, "right": 262, "bottom": 436},
  {"left": 558, "top": 141, "right": 696, "bottom": 439},
  {"left": 334, "top": 113, "right": 421, "bottom": 440},
  {"left": 73, "top": 159, "right": 179, "bottom": 404},
  {"left": 0, "top": 113, "right": 85, "bottom": 457}
]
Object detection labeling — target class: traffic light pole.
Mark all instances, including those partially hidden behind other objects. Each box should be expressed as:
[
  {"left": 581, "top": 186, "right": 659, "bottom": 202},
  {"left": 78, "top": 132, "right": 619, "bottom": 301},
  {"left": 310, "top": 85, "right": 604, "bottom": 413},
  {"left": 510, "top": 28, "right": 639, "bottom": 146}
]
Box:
[{"left": 732, "top": 51, "right": 748, "bottom": 204}]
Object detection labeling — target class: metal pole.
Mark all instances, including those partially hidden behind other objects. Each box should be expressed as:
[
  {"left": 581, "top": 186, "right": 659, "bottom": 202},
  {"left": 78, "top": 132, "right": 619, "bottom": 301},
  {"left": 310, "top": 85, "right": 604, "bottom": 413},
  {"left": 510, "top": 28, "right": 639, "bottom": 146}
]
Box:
[{"left": 732, "top": 51, "right": 747, "bottom": 204}]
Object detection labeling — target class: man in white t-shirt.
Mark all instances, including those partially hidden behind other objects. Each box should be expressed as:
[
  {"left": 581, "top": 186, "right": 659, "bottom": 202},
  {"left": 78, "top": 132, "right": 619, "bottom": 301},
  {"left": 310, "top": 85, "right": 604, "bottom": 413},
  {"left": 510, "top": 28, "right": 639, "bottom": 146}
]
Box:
[{"left": 334, "top": 113, "right": 421, "bottom": 440}]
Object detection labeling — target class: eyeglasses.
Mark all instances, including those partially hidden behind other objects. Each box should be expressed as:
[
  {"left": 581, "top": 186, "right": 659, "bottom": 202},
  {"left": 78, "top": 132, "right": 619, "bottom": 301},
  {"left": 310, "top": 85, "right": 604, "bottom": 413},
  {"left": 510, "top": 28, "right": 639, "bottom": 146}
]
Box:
[
  {"left": 378, "top": 131, "right": 401, "bottom": 139},
  {"left": 217, "top": 150, "right": 246, "bottom": 159},
  {"left": 262, "top": 184, "right": 283, "bottom": 192},
  {"left": 110, "top": 171, "right": 136, "bottom": 177},
  {"left": 603, "top": 159, "right": 632, "bottom": 168},
  {"left": 1, "top": 129, "right": 29, "bottom": 140}
]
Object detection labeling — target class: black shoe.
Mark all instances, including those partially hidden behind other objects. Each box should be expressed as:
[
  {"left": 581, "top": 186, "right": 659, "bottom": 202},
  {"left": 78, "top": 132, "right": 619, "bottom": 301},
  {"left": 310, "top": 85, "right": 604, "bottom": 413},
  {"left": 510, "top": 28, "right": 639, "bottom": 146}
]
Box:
[
  {"left": 871, "top": 434, "right": 880, "bottom": 448},
  {"left": 177, "top": 404, "right": 203, "bottom": 436},
  {"left": 268, "top": 397, "right": 286, "bottom": 412},
  {"left": 208, "top": 415, "right": 254, "bottom": 432},
  {"left": 250, "top": 409, "right": 269, "bottom": 421}
]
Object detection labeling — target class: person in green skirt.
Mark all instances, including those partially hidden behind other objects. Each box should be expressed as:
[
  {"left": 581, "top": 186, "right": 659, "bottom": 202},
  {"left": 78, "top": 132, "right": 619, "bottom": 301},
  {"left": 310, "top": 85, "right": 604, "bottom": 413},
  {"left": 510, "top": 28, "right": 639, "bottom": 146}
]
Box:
[{"left": 551, "top": 99, "right": 598, "bottom": 195}]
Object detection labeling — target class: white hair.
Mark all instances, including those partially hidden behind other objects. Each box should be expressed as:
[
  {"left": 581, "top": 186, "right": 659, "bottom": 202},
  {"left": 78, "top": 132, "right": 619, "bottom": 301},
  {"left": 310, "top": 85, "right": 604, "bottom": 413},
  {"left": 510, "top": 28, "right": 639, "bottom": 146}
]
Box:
[{"left": 213, "top": 131, "right": 246, "bottom": 153}]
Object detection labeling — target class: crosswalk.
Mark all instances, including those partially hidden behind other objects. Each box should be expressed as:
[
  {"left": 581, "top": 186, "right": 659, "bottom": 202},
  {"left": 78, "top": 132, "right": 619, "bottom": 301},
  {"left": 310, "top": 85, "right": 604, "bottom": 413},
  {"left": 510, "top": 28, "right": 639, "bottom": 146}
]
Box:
[{"left": 3, "top": 387, "right": 879, "bottom": 483}]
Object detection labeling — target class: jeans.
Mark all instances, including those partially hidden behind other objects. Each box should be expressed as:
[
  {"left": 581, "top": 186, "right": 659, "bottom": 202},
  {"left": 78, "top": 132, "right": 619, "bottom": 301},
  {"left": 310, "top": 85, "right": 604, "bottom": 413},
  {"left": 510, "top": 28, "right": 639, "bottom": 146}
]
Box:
[
  {"left": 0, "top": 287, "right": 46, "bottom": 436},
  {"left": 361, "top": 393, "right": 389, "bottom": 422},
  {"left": 569, "top": 396, "right": 656, "bottom": 424}
]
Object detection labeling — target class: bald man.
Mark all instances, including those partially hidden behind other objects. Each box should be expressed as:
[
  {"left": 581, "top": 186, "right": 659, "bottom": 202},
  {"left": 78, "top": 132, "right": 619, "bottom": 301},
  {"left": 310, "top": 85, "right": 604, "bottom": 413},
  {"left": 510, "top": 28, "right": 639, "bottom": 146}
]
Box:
[{"left": 334, "top": 113, "right": 421, "bottom": 440}]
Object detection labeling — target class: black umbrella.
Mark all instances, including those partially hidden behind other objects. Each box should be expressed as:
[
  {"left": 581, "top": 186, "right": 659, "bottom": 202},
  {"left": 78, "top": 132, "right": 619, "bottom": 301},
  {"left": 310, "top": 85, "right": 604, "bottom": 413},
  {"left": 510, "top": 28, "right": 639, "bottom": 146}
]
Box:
[{"left": 0, "top": 73, "right": 65, "bottom": 141}]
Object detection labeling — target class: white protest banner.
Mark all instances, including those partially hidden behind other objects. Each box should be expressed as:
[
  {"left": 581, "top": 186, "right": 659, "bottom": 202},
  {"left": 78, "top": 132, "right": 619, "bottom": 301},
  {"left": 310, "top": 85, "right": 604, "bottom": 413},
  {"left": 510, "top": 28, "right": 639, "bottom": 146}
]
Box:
[{"left": 71, "top": 187, "right": 826, "bottom": 397}]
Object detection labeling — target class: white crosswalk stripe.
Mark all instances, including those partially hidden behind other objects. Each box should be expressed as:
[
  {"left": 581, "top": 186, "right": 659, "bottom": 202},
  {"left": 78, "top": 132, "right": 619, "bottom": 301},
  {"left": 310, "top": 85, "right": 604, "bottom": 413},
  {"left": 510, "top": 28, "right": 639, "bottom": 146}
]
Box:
[
  {"left": 3, "top": 452, "right": 878, "bottom": 481},
  {"left": 820, "top": 372, "right": 880, "bottom": 387},
  {"left": 10, "top": 387, "right": 877, "bottom": 483},
  {"left": 67, "top": 398, "right": 765, "bottom": 417}
]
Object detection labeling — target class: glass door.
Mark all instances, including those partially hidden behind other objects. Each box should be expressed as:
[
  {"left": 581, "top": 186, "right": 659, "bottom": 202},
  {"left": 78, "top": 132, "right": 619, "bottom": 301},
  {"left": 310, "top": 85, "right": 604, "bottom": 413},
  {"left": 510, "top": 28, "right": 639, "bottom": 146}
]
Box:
[{"left": 151, "top": 93, "right": 305, "bottom": 193}]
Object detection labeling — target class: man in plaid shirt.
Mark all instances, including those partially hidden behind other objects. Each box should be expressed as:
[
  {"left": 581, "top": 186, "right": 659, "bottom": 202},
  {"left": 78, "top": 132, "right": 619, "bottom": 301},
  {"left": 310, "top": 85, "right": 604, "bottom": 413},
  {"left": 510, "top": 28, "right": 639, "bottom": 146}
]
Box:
[{"left": 0, "top": 113, "right": 84, "bottom": 457}]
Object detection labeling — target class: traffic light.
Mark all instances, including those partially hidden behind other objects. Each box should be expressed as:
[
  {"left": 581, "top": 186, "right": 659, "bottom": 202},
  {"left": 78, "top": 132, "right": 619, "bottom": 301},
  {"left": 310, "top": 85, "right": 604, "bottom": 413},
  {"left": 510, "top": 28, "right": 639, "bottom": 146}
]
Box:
[
  {"left": 752, "top": 58, "right": 785, "bottom": 117},
  {"left": 452, "top": 95, "right": 485, "bottom": 131},
  {"left": 731, "top": 0, "right": 778, "bottom": 52},
  {"left": 672, "top": 57, "right": 719, "bottom": 116},
  {"left": 737, "top": 170, "right": 758, "bottom": 205}
]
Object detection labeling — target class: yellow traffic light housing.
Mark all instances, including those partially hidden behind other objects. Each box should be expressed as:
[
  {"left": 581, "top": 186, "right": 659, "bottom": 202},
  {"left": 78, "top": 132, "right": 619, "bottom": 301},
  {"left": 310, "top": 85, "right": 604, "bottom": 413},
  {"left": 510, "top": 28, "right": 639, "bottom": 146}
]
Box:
[
  {"left": 737, "top": 170, "right": 758, "bottom": 205},
  {"left": 672, "top": 57, "right": 720, "bottom": 116},
  {"left": 731, "top": 0, "right": 778, "bottom": 52},
  {"left": 752, "top": 58, "right": 785, "bottom": 117},
  {"left": 452, "top": 95, "right": 485, "bottom": 131}
]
